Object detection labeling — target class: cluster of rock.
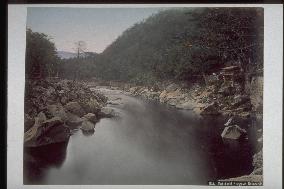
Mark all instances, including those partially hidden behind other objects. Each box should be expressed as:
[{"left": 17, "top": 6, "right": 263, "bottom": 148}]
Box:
[
  {"left": 24, "top": 79, "right": 111, "bottom": 147},
  {"left": 124, "top": 83, "right": 200, "bottom": 111},
  {"left": 124, "top": 68, "right": 252, "bottom": 119}
]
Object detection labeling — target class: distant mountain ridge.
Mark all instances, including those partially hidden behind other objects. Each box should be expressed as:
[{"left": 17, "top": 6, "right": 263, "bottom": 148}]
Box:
[
  {"left": 57, "top": 51, "right": 98, "bottom": 59},
  {"left": 57, "top": 51, "right": 77, "bottom": 59}
]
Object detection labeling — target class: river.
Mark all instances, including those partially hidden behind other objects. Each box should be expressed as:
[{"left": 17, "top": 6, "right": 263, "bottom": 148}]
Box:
[{"left": 24, "top": 87, "right": 256, "bottom": 185}]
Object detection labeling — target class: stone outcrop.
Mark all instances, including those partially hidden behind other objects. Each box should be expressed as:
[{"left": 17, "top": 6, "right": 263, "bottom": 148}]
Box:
[
  {"left": 24, "top": 117, "right": 70, "bottom": 147},
  {"left": 80, "top": 120, "right": 95, "bottom": 132},
  {"left": 24, "top": 79, "right": 108, "bottom": 147},
  {"left": 123, "top": 67, "right": 253, "bottom": 120}
]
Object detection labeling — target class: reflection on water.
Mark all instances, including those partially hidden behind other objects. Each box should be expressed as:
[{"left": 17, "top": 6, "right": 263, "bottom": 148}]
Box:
[
  {"left": 24, "top": 88, "right": 256, "bottom": 185},
  {"left": 24, "top": 140, "right": 69, "bottom": 184}
]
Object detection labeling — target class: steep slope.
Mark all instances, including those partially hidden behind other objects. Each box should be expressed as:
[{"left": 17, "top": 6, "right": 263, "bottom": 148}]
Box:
[
  {"left": 94, "top": 8, "right": 263, "bottom": 85},
  {"left": 95, "top": 8, "right": 200, "bottom": 83}
]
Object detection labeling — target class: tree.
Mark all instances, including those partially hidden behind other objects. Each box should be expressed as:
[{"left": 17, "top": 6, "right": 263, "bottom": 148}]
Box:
[
  {"left": 189, "top": 8, "right": 263, "bottom": 73},
  {"left": 26, "top": 28, "right": 59, "bottom": 79},
  {"left": 72, "top": 41, "right": 87, "bottom": 80},
  {"left": 74, "top": 41, "right": 87, "bottom": 58}
]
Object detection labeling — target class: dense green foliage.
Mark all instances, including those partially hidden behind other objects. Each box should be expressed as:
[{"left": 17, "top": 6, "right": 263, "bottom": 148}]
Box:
[
  {"left": 91, "top": 8, "right": 263, "bottom": 85},
  {"left": 26, "top": 29, "right": 60, "bottom": 79},
  {"left": 58, "top": 54, "right": 97, "bottom": 80}
]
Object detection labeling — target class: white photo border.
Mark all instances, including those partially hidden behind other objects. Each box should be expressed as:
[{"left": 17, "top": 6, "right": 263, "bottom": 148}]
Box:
[{"left": 7, "top": 4, "right": 283, "bottom": 189}]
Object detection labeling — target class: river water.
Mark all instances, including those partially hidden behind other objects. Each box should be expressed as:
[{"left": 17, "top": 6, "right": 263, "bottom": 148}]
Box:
[{"left": 24, "top": 87, "right": 256, "bottom": 185}]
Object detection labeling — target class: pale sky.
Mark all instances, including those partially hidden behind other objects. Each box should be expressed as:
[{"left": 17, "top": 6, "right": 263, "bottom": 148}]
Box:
[{"left": 26, "top": 7, "right": 164, "bottom": 53}]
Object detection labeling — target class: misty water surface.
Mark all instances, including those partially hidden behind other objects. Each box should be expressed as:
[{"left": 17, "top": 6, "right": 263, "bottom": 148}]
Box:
[{"left": 24, "top": 88, "right": 254, "bottom": 185}]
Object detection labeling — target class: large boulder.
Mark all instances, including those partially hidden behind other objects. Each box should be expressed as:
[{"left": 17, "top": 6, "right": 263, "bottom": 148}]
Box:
[
  {"left": 221, "top": 125, "right": 247, "bottom": 140},
  {"left": 200, "top": 102, "right": 220, "bottom": 116},
  {"left": 24, "top": 117, "right": 70, "bottom": 147},
  {"left": 65, "top": 112, "right": 83, "bottom": 128},
  {"left": 46, "top": 104, "right": 68, "bottom": 122},
  {"left": 80, "top": 120, "right": 95, "bottom": 132},
  {"left": 83, "top": 113, "right": 97, "bottom": 123}
]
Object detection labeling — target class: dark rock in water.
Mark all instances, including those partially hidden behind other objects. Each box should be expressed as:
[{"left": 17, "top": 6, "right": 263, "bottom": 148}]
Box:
[
  {"left": 200, "top": 102, "right": 220, "bottom": 116},
  {"left": 64, "top": 101, "right": 86, "bottom": 117},
  {"left": 80, "top": 120, "right": 95, "bottom": 132},
  {"left": 83, "top": 113, "right": 97, "bottom": 123},
  {"left": 221, "top": 125, "right": 247, "bottom": 140},
  {"left": 24, "top": 117, "right": 71, "bottom": 147}
]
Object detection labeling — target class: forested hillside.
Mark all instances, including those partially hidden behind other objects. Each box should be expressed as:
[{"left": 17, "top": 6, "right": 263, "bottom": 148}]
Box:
[{"left": 91, "top": 8, "right": 263, "bottom": 85}]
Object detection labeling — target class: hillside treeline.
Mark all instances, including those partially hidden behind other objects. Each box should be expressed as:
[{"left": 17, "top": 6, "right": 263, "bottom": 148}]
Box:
[
  {"left": 94, "top": 8, "right": 263, "bottom": 85},
  {"left": 26, "top": 8, "right": 264, "bottom": 85}
]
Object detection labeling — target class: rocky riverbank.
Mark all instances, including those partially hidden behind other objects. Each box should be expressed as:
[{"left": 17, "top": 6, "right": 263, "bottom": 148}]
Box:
[
  {"left": 100, "top": 67, "right": 263, "bottom": 182},
  {"left": 24, "top": 79, "right": 114, "bottom": 147}
]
